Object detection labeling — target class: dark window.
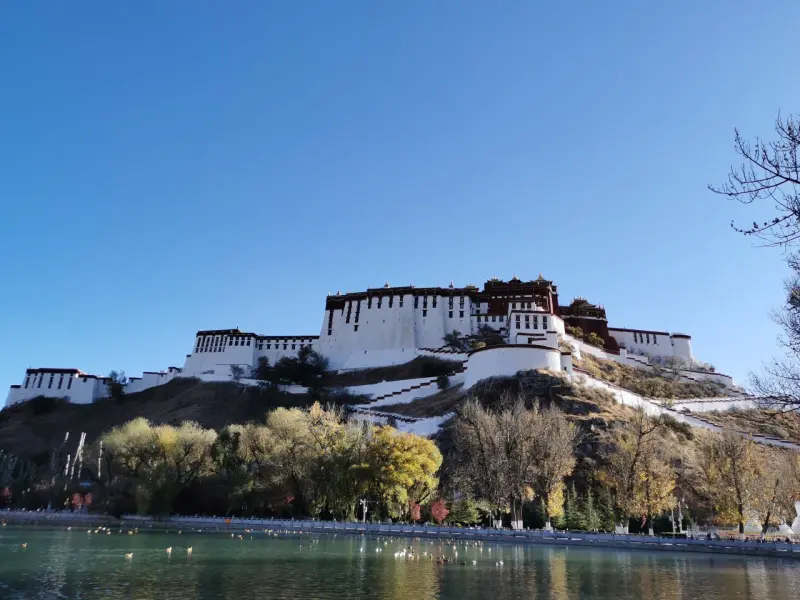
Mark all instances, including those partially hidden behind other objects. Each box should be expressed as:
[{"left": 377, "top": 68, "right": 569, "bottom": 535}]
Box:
[
  {"left": 24, "top": 376, "right": 30, "bottom": 389},
  {"left": 423, "top": 297, "right": 427, "bottom": 308},
  {"left": 354, "top": 325, "right": 359, "bottom": 332},
  {"left": 528, "top": 339, "right": 533, "bottom": 345},
  {"left": 534, "top": 316, "right": 539, "bottom": 329},
  {"left": 48, "top": 375, "right": 54, "bottom": 389},
  {"left": 235, "top": 339, "right": 239, "bottom": 346},
  {"left": 229, "top": 340, "right": 233, "bottom": 346},
  {"left": 414, "top": 297, "right": 419, "bottom": 309},
  {"left": 67, "top": 377, "right": 72, "bottom": 390},
  {"left": 423, "top": 309, "right": 427, "bottom": 317},
  {"left": 283, "top": 344, "right": 287, "bottom": 350},
  {"left": 389, "top": 296, "right": 393, "bottom": 308},
  {"left": 399, "top": 297, "right": 403, "bottom": 307},
  {"left": 368, "top": 297, "right": 372, "bottom": 309},
  {"left": 266, "top": 343, "right": 271, "bottom": 349},
  {"left": 459, "top": 310, "right": 464, "bottom": 318},
  {"left": 246, "top": 339, "right": 251, "bottom": 346},
  {"left": 492, "top": 316, "right": 496, "bottom": 322},
  {"left": 327, "top": 329, "right": 332, "bottom": 336},
  {"left": 432, "top": 297, "right": 437, "bottom": 308},
  {"left": 449, "top": 298, "right": 454, "bottom": 309},
  {"left": 449, "top": 311, "right": 453, "bottom": 318},
  {"left": 292, "top": 344, "right": 296, "bottom": 350},
  {"left": 377, "top": 297, "right": 382, "bottom": 309},
  {"left": 513, "top": 302, "right": 517, "bottom": 309},
  {"left": 543, "top": 317, "right": 548, "bottom": 329}
]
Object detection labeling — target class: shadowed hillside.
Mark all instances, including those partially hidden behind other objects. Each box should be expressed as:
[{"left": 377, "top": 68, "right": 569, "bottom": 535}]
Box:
[{"left": 0, "top": 378, "right": 369, "bottom": 461}]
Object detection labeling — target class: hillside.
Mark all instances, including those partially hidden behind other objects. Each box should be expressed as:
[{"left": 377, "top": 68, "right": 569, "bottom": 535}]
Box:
[{"left": 0, "top": 378, "right": 370, "bottom": 462}]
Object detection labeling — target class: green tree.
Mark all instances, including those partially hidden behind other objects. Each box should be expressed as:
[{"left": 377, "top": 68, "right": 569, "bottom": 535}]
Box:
[
  {"left": 229, "top": 365, "right": 245, "bottom": 383},
  {"left": 107, "top": 370, "right": 127, "bottom": 401},
  {"left": 582, "top": 488, "right": 602, "bottom": 532},
  {"left": 449, "top": 497, "right": 480, "bottom": 525},
  {"left": 564, "top": 483, "right": 584, "bottom": 530}
]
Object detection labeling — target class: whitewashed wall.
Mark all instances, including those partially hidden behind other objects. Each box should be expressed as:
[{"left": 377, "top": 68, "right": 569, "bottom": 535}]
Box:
[
  {"left": 465, "top": 345, "right": 562, "bottom": 388},
  {"left": 608, "top": 329, "right": 693, "bottom": 361}
]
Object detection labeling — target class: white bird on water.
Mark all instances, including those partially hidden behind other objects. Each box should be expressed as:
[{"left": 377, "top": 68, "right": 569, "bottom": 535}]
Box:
[
  {"left": 187, "top": 547, "right": 193, "bottom": 555},
  {"left": 125, "top": 553, "right": 133, "bottom": 560},
  {"left": 166, "top": 547, "right": 172, "bottom": 556}
]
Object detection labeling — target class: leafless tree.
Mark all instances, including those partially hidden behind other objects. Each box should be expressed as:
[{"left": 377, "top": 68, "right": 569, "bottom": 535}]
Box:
[
  {"left": 710, "top": 113, "right": 800, "bottom": 246},
  {"left": 712, "top": 113, "right": 800, "bottom": 410}
]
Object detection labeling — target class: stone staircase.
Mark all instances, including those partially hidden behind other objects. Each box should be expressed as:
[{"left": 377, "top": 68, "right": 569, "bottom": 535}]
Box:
[{"left": 347, "top": 359, "right": 468, "bottom": 425}]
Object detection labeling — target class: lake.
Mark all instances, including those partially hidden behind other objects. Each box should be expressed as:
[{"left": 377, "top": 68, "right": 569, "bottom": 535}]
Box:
[{"left": 1, "top": 526, "right": 799, "bottom": 599}]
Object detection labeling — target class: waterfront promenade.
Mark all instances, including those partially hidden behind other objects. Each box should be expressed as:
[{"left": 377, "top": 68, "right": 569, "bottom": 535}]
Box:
[{"left": 3, "top": 510, "right": 800, "bottom": 560}]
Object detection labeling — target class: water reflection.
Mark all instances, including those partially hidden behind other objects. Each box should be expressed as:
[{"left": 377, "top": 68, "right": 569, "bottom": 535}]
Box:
[{"left": 0, "top": 527, "right": 799, "bottom": 599}]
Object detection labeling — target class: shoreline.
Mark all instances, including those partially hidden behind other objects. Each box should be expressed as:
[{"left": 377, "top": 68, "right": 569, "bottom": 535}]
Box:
[{"left": 3, "top": 511, "right": 799, "bottom": 560}]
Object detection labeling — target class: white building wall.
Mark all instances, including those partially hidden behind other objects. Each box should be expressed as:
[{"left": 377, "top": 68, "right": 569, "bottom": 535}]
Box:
[
  {"left": 465, "top": 345, "right": 562, "bottom": 388},
  {"left": 608, "top": 329, "right": 693, "bottom": 361},
  {"left": 5, "top": 370, "right": 103, "bottom": 406}
]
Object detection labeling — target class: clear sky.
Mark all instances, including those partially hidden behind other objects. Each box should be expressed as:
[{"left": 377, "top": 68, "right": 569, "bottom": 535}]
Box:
[{"left": 1, "top": 1, "right": 798, "bottom": 394}]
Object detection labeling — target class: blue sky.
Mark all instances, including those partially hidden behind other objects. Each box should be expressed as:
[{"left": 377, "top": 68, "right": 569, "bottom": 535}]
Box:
[{"left": 1, "top": 1, "right": 798, "bottom": 394}]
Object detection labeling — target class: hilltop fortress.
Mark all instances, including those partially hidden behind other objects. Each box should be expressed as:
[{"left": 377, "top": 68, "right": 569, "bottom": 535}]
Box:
[{"left": 5, "top": 275, "right": 730, "bottom": 406}]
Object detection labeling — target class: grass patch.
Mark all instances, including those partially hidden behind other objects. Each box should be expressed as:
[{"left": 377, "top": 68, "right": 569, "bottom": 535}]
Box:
[{"left": 578, "top": 354, "right": 726, "bottom": 400}]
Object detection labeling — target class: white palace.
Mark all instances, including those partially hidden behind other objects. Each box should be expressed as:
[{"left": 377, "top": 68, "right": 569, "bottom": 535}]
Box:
[{"left": 5, "top": 275, "right": 733, "bottom": 407}]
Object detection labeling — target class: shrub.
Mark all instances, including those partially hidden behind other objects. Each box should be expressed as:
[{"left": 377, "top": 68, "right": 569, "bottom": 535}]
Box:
[
  {"left": 25, "top": 395, "right": 68, "bottom": 416},
  {"left": 661, "top": 414, "right": 694, "bottom": 439},
  {"left": 436, "top": 375, "right": 450, "bottom": 391},
  {"left": 566, "top": 325, "right": 584, "bottom": 338},
  {"left": 584, "top": 333, "right": 605, "bottom": 348}
]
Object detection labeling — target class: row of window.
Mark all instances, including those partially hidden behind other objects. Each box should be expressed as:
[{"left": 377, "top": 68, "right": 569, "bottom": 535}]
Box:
[
  {"left": 634, "top": 332, "right": 657, "bottom": 345},
  {"left": 197, "top": 336, "right": 314, "bottom": 353},
  {"left": 24, "top": 373, "right": 74, "bottom": 391},
  {"left": 515, "top": 315, "right": 548, "bottom": 329},
  {"left": 477, "top": 315, "right": 505, "bottom": 323}
]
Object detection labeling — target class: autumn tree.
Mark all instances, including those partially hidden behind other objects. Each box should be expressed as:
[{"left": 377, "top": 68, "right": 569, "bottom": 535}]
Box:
[
  {"left": 429, "top": 497, "right": 449, "bottom": 524},
  {"left": 753, "top": 450, "right": 800, "bottom": 535},
  {"left": 361, "top": 426, "right": 442, "bottom": 520},
  {"left": 602, "top": 408, "right": 674, "bottom": 533},
  {"left": 101, "top": 418, "right": 217, "bottom": 514},
  {"left": 529, "top": 405, "right": 579, "bottom": 529},
  {"left": 699, "top": 431, "right": 763, "bottom": 535}
]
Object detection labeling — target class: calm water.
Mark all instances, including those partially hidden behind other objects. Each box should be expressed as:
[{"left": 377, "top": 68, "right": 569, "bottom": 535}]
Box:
[{"left": 1, "top": 526, "right": 799, "bottom": 599}]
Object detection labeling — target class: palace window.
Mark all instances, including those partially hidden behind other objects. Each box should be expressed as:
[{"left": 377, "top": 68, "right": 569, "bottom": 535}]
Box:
[
  {"left": 24, "top": 376, "right": 29, "bottom": 389},
  {"left": 423, "top": 310, "right": 427, "bottom": 317},
  {"left": 48, "top": 375, "right": 54, "bottom": 389},
  {"left": 543, "top": 317, "right": 548, "bottom": 329},
  {"left": 327, "top": 329, "right": 332, "bottom": 336},
  {"left": 354, "top": 325, "right": 359, "bottom": 332},
  {"left": 377, "top": 297, "right": 382, "bottom": 309},
  {"left": 67, "top": 377, "right": 72, "bottom": 390},
  {"left": 229, "top": 339, "right": 233, "bottom": 345},
  {"left": 432, "top": 297, "right": 437, "bottom": 308},
  {"left": 459, "top": 297, "right": 464, "bottom": 307},
  {"left": 449, "top": 311, "right": 453, "bottom": 318},
  {"left": 491, "top": 316, "right": 496, "bottom": 322},
  {"left": 368, "top": 297, "right": 372, "bottom": 309},
  {"left": 38, "top": 375, "right": 43, "bottom": 388},
  {"left": 423, "top": 297, "right": 428, "bottom": 308},
  {"left": 399, "top": 297, "right": 403, "bottom": 307},
  {"left": 525, "top": 316, "right": 530, "bottom": 327},
  {"left": 534, "top": 316, "right": 539, "bottom": 329},
  {"left": 283, "top": 344, "right": 287, "bottom": 350},
  {"left": 414, "top": 297, "right": 419, "bottom": 309},
  {"left": 246, "top": 339, "right": 251, "bottom": 346},
  {"left": 389, "top": 296, "right": 393, "bottom": 308},
  {"left": 58, "top": 375, "right": 64, "bottom": 389},
  {"left": 449, "top": 298, "right": 454, "bottom": 309},
  {"left": 459, "top": 311, "right": 464, "bottom": 318},
  {"left": 292, "top": 344, "right": 296, "bottom": 350}
]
